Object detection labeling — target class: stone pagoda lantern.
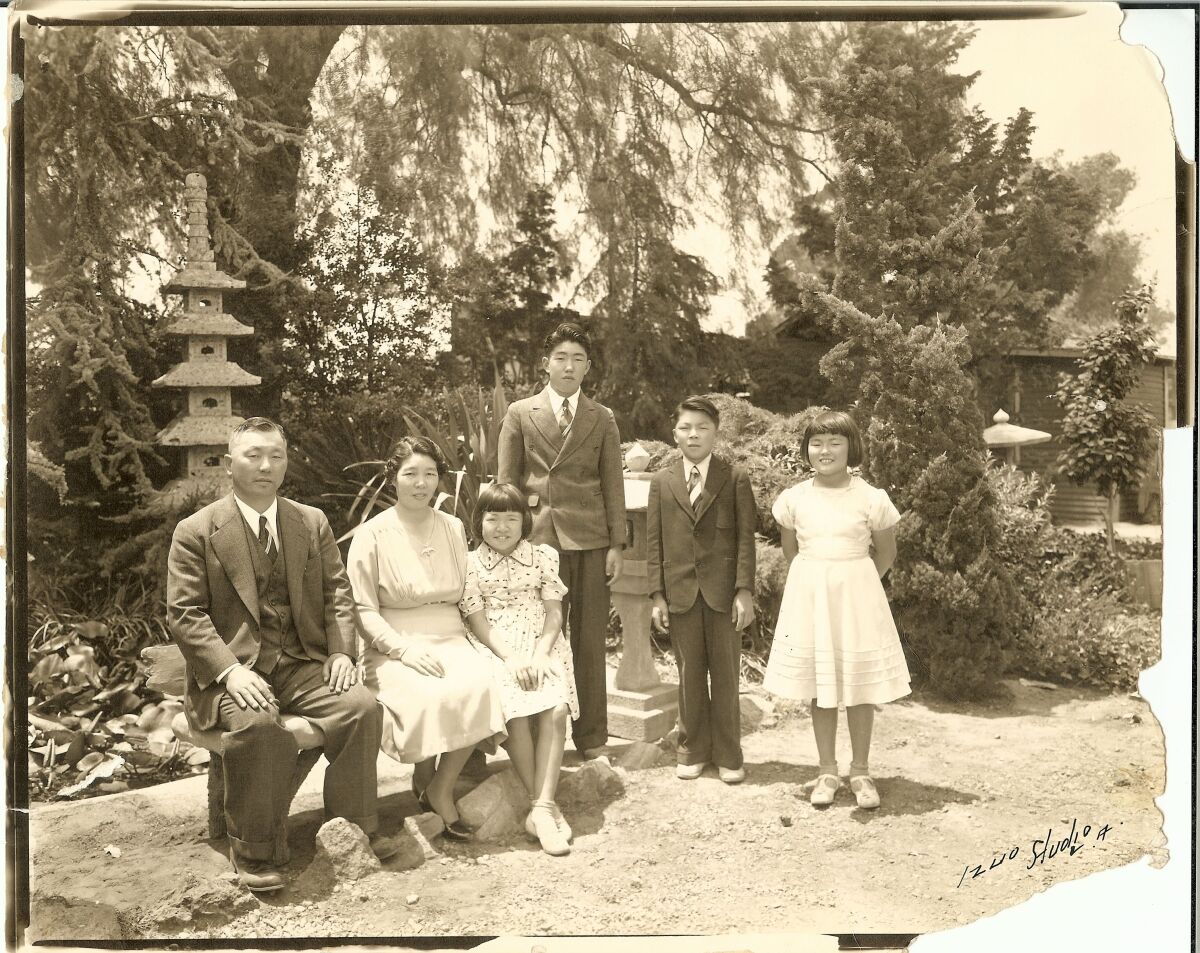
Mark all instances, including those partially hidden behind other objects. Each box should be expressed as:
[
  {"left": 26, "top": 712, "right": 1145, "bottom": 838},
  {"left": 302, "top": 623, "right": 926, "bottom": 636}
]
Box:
[{"left": 152, "top": 172, "right": 259, "bottom": 500}]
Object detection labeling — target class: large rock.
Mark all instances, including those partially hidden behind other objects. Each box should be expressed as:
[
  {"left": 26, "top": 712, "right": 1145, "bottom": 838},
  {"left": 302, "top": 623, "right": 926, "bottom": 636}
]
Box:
[
  {"left": 615, "top": 741, "right": 673, "bottom": 770},
  {"left": 383, "top": 832, "right": 427, "bottom": 872},
  {"left": 142, "top": 873, "right": 255, "bottom": 932},
  {"left": 558, "top": 757, "right": 624, "bottom": 807},
  {"left": 740, "top": 693, "right": 775, "bottom": 734},
  {"left": 403, "top": 812, "right": 445, "bottom": 860},
  {"left": 29, "top": 895, "right": 124, "bottom": 942},
  {"left": 457, "top": 770, "right": 530, "bottom": 841},
  {"left": 313, "top": 817, "right": 382, "bottom": 881}
]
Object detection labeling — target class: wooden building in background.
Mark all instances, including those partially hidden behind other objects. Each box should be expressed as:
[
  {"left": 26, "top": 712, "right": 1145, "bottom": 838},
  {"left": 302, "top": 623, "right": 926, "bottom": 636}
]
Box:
[{"left": 985, "top": 347, "right": 1176, "bottom": 526}]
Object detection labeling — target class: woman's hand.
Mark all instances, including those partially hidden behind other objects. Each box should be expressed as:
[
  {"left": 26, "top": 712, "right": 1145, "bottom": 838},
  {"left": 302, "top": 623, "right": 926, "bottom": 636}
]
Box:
[{"left": 398, "top": 647, "right": 445, "bottom": 677}]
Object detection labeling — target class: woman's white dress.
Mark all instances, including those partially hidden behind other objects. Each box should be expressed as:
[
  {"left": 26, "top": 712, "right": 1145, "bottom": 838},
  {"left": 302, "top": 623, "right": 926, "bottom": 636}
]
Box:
[
  {"left": 763, "top": 477, "right": 912, "bottom": 708},
  {"left": 346, "top": 508, "right": 506, "bottom": 763}
]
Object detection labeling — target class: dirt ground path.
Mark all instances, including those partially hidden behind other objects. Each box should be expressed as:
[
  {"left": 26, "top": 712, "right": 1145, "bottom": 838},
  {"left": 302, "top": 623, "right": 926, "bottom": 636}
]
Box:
[{"left": 28, "top": 680, "right": 1164, "bottom": 941}]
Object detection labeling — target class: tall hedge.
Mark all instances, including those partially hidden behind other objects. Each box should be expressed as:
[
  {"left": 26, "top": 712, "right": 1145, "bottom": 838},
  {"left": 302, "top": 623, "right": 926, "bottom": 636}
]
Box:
[{"left": 819, "top": 297, "right": 1022, "bottom": 698}]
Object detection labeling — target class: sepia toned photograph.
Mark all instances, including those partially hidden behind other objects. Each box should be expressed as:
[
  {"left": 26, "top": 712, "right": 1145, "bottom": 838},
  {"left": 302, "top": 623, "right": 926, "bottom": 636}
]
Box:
[{"left": 5, "top": 1, "right": 1193, "bottom": 949}]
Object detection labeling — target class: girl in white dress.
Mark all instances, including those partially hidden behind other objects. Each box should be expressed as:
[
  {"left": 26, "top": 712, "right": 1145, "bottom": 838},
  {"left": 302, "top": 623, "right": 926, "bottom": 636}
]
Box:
[
  {"left": 460, "top": 484, "right": 578, "bottom": 856},
  {"left": 763, "top": 411, "right": 911, "bottom": 809}
]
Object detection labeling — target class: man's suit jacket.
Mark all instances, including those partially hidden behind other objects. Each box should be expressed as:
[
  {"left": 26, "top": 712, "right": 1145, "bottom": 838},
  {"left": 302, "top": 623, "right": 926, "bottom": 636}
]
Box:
[
  {"left": 646, "top": 455, "right": 757, "bottom": 614},
  {"left": 497, "top": 389, "right": 627, "bottom": 552},
  {"left": 166, "top": 493, "right": 359, "bottom": 730}
]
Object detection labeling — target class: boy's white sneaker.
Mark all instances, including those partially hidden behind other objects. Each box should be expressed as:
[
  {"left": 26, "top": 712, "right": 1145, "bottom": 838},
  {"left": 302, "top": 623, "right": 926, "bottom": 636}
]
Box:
[
  {"left": 718, "top": 766, "right": 746, "bottom": 784},
  {"left": 676, "top": 762, "right": 706, "bottom": 780}
]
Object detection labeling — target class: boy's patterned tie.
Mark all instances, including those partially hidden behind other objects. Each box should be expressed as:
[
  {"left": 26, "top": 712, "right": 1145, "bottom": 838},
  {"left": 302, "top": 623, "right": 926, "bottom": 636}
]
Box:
[
  {"left": 559, "top": 400, "right": 573, "bottom": 437},
  {"left": 258, "top": 514, "right": 277, "bottom": 562},
  {"left": 687, "top": 465, "right": 702, "bottom": 509}
]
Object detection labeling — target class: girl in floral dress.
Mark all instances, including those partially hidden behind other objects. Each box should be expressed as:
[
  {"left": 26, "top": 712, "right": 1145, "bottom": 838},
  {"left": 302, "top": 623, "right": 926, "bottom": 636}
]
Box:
[{"left": 460, "top": 483, "right": 579, "bottom": 856}]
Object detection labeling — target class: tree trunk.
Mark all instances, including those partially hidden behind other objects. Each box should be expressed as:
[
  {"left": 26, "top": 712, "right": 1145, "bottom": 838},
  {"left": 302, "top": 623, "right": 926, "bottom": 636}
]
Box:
[
  {"left": 1105, "top": 486, "right": 1118, "bottom": 556},
  {"left": 221, "top": 26, "right": 347, "bottom": 414}
]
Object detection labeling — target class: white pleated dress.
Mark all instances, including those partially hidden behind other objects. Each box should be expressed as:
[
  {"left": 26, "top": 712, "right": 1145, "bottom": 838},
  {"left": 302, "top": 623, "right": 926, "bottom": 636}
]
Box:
[{"left": 763, "top": 477, "right": 912, "bottom": 709}]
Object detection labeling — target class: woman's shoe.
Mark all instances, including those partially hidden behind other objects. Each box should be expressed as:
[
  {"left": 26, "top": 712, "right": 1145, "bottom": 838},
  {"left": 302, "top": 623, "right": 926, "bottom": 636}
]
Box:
[
  {"left": 809, "top": 773, "right": 841, "bottom": 807},
  {"left": 420, "top": 789, "right": 475, "bottom": 840},
  {"left": 442, "top": 819, "right": 475, "bottom": 842},
  {"left": 528, "top": 804, "right": 570, "bottom": 856},
  {"left": 849, "top": 775, "right": 881, "bottom": 809}
]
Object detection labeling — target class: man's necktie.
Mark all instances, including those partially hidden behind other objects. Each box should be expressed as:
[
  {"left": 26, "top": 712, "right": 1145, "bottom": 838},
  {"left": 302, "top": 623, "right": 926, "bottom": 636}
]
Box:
[
  {"left": 258, "top": 514, "right": 277, "bottom": 562},
  {"left": 687, "top": 465, "right": 702, "bottom": 509},
  {"left": 559, "top": 400, "right": 573, "bottom": 437}
]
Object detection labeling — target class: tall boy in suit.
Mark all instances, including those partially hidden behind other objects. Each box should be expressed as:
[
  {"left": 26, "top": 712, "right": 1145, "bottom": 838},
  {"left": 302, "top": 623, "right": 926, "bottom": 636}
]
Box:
[
  {"left": 647, "top": 396, "right": 757, "bottom": 783},
  {"left": 167, "top": 417, "right": 396, "bottom": 892},
  {"left": 497, "top": 322, "right": 626, "bottom": 757}
]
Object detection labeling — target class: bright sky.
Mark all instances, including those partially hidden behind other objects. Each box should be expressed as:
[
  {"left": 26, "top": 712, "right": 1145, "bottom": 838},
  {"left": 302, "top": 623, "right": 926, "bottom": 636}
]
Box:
[
  {"left": 958, "top": 5, "right": 1179, "bottom": 309},
  {"left": 697, "top": 5, "right": 1181, "bottom": 334}
]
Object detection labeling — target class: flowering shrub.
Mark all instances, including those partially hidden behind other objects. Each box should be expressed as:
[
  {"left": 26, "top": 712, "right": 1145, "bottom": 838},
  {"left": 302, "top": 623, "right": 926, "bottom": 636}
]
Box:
[
  {"left": 1011, "top": 592, "right": 1160, "bottom": 692},
  {"left": 988, "top": 461, "right": 1161, "bottom": 691}
]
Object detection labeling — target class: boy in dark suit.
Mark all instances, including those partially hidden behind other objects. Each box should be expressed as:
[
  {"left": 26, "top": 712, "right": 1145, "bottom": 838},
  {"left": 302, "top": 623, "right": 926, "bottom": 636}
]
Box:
[
  {"left": 497, "top": 323, "right": 626, "bottom": 757},
  {"left": 167, "top": 417, "right": 396, "bottom": 891},
  {"left": 646, "top": 396, "right": 756, "bottom": 783}
]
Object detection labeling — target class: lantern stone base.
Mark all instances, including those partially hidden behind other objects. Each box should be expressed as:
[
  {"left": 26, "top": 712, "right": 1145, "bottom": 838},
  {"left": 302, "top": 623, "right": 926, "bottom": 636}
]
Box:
[{"left": 606, "top": 675, "right": 679, "bottom": 743}]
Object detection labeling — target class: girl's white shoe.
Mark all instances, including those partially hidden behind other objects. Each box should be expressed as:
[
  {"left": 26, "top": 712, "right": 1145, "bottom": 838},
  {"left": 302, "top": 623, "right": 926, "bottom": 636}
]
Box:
[
  {"left": 527, "top": 802, "right": 570, "bottom": 856},
  {"left": 549, "top": 802, "right": 573, "bottom": 842},
  {"left": 849, "top": 775, "right": 880, "bottom": 809},
  {"left": 809, "top": 773, "right": 841, "bottom": 806}
]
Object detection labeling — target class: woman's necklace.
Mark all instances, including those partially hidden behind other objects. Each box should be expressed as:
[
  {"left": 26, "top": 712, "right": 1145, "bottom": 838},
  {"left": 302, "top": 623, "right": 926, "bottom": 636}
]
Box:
[{"left": 396, "top": 510, "right": 438, "bottom": 559}]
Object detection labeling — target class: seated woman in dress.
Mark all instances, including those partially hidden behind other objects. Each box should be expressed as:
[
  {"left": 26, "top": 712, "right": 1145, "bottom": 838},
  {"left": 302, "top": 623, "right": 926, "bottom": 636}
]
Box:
[{"left": 346, "top": 436, "right": 514, "bottom": 840}]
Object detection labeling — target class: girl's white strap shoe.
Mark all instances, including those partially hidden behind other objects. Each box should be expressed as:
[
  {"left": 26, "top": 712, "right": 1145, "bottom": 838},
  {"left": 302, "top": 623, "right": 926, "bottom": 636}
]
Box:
[
  {"left": 809, "top": 773, "right": 841, "bottom": 806},
  {"left": 527, "top": 801, "right": 570, "bottom": 856},
  {"left": 849, "top": 775, "right": 880, "bottom": 809},
  {"left": 549, "top": 802, "right": 573, "bottom": 842}
]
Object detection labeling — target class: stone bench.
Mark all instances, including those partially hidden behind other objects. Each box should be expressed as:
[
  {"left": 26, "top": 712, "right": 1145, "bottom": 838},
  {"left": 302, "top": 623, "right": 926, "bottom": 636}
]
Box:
[{"left": 140, "top": 644, "right": 326, "bottom": 854}]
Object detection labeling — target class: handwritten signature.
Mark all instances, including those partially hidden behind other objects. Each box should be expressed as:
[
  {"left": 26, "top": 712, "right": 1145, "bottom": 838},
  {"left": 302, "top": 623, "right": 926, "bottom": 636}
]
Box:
[{"left": 957, "top": 818, "right": 1120, "bottom": 887}]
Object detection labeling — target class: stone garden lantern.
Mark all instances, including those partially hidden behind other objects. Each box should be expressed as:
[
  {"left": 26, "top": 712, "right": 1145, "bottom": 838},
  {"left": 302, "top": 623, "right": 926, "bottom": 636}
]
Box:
[
  {"left": 606, "top": 443, "right": 679, "bottom": 741},
  {"left": 152, "top": 173, "right": 259, "bottom": 502},
  {"left": 983, "top": 408, "right": 1051, "bottom": 465}
]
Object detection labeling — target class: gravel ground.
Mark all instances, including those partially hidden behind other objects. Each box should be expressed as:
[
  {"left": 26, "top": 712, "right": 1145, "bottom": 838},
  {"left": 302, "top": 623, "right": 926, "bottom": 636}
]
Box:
[{"left": 29, "top": 678, "right": 1164, "bottom": 942}]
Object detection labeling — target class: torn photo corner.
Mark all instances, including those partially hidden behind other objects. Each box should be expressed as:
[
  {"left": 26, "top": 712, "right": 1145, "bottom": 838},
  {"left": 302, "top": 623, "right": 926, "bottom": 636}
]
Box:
[{"left": 5, "top": 2, "right": 1194, "bottom": 951}]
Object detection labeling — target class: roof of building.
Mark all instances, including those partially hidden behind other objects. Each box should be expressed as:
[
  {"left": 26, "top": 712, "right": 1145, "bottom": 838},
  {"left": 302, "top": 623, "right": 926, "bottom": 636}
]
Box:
[
  {"left": 1007, "top": 346, "right": 1176, "bottom": 365},
  {"left": 152, "top": 362, "right": 261, "bottom": 388},
  {"left": 157, "top": 414, "right": 247, "bottom": 446},
  {"left": 160, "top": 313, "right": 254, "bottom": 336},
  {"left": 163, "top": 264, "right": 247, "bottom": 294}
]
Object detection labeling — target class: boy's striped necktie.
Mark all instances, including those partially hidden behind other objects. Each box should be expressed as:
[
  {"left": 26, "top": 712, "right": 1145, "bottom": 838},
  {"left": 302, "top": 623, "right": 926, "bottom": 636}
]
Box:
[
  {"left": 559, "top": 400, "right": 573, "bottom": 437},
  {"left": 687, "top": 465, "right": 702, "bottom": 509}
]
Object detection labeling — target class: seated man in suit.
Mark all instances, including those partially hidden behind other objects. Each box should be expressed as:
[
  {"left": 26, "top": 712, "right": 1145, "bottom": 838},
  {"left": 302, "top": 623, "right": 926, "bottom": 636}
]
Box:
[{"left": 167, "top": 417, "right": 397, "bottom": 892}]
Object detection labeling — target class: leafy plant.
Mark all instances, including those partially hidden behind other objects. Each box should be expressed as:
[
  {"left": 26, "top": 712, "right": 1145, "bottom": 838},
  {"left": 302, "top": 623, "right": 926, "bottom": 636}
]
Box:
[
  {"left": 343, "top": 381, "right": 511, "bottom": 544},
  {"left": 1055, "top": 285, "right": 1159, "bottom": 554},
  {"left": 25, "top": 574, "right": 212, "bottom": 801}
]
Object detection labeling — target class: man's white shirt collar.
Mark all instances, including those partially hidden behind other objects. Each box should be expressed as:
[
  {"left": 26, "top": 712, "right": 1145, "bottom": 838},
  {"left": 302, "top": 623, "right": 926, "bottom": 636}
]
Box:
[
  {"left": 682, "top": 454, "right": 713, "bottom": 485},
  {"left": 234, "top": 494, "right": 279, "bottom": 548},
  {"left": 545, "top": 385, "right": 579, "bottom": 419}
]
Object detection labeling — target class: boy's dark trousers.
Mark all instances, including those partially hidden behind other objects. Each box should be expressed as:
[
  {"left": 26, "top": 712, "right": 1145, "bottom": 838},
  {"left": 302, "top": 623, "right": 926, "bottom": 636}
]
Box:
[
  {"left": 557, "top": 547, "right": 610, "bottom": 751},
  {"left": 669, "top": 597, "right": 743, "bottom": 770}
]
